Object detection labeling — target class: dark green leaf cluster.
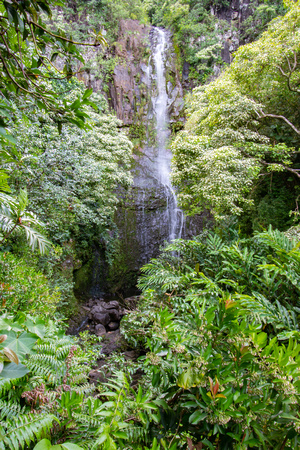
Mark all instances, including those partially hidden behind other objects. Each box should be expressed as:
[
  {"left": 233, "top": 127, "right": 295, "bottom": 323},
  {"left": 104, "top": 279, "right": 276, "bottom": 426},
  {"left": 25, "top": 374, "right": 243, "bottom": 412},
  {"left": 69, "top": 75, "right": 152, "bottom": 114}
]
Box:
[{"left": 121, "top": 226, "right": 300, "bottom": 448}]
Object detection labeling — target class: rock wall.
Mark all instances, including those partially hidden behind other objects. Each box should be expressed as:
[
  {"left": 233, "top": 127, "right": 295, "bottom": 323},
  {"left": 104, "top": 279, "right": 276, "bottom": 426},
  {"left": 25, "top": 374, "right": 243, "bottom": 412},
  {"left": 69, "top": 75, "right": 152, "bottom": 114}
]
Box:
[
  {"left": 216, "top": 0, "right": 254, "bottom": 64},
  {"left": 73, "top": 1, "right": 262, "bottom": 296},
  {"left": 108, "top": 24, "right": 207, "bottom": 290}
]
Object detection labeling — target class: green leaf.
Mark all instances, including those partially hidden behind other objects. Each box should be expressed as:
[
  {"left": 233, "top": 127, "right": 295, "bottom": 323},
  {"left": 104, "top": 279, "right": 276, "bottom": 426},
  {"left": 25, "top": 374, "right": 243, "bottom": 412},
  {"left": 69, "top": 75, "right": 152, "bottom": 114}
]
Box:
[
  {"left": 0, "top": 318, "right": 23, "bottom": 332},
  {"left": 201, "top": 439, "right": 215, "bottom": 450},
  {"left": 82, "top": 88, "right": 93, "bottom": 100},
  {"left": 61, "top": 444, "right": 84, "bottom": 450},
  {"left": 33, "top": 439, "right": 52, "bottom": 450},
  {"left": 0, "top": 331, "right": 37, "bottom": 361},
  {"left": 177, "top": 367, "right": 204, "bottom": 389},
  {"left": 69, "top": 99, "right": 81, "bottom": 111},
  {"left": 24, "top": 318, "right": 46, "bottom": 339},
  {"left": 0, "top": 361, "right": 29, "bottom": 379},
  {"left": 189, "top": 411, "right": 207, "bottom": 425},
  {"left": 0, "top": 127, "right": 17, "bottom": 144}
]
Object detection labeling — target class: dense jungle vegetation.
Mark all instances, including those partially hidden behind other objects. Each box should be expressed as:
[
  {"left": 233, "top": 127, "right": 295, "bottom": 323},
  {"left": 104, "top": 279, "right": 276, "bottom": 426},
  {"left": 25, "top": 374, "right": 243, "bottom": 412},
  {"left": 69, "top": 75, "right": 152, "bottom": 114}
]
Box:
[{"left": 0, "top": 0, "right": 300, "bottom": 449}]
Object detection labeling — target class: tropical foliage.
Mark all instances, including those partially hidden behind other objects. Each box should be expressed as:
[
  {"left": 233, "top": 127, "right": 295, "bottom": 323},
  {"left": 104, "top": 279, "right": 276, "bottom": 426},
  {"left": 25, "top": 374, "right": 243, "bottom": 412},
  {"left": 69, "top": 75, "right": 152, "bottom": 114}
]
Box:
[
  {"left": 121, "top": 227, "right": 300, "bottom": 448},
  {"left": 1, "top": 0, "right": 300, "bottom": 449},
  {"left": 172, "top": 0, "right": 300, "bottom": 225},
  {"left": 144, "top": 0, "right": 285, "bottom": 82}
]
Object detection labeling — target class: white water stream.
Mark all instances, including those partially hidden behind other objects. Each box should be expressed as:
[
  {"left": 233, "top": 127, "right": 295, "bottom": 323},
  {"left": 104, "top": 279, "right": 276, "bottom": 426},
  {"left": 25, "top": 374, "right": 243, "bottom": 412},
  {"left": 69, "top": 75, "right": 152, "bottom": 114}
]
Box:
[{"left": 151, "top": 27, "right": 184, "bottom": 243}]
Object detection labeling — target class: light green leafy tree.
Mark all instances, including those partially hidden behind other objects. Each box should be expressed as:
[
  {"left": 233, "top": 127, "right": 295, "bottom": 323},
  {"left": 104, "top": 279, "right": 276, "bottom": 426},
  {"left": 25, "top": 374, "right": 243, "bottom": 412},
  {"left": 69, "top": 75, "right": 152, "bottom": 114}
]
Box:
[
  {"left": 7, "top": 87, "right": 133, "bottom": 264},
  {"left": 172, "top": 0, "right": 300, "bottom": 221},
  {"left": 0, "top": 0, "right": 106, "bottom": 253}
]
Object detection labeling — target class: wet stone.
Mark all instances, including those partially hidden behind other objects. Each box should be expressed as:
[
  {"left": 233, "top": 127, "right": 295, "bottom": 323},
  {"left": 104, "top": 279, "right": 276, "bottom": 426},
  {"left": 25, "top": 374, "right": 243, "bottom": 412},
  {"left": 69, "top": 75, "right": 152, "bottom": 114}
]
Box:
[
  {"left": 95, "top": 324, "right": 106, "bottom": 336},
  {"left": 107, "top": 309, "right": 120, "bottom": 322},
  {"left": 107, "top": 321, "right": 119, "bottom": 331},
  {"left": 93, "top": 312, "right": 110, "bottom": 326},
  {"left": 103, "top": 301, "right": 120, "bottom": 310}
]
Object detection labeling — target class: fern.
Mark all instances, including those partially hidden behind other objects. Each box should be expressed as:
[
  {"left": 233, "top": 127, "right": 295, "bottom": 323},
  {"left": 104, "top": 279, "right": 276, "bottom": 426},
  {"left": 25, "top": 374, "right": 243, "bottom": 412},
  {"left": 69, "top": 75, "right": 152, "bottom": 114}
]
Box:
[
  {"left": 26, "top": 354, "right": 66, "bottom": 384},
  {"left": 0, "top": 378, "right": 20, "bottom": 396},
  {"left": 138, "top": 259, "right": 179, "bottom": 292},
  {"left": 71, "top": 373, "right": 90, "bottom": 385},
  {"left": 36, "top": 340, "right": 75, "bottom": 358},
  {"left": 0, "top": 413, "right": 56, "bottom": 450},
  {"left": 0, "top": 399, "right": 25, "bottom": 420},
  {"left": 126, "top": 425, "right": 148, "bottom": 444},
  {"left": 256, "top": 226, "right": 297, "bottom": 252},
  {"left": 236, "top": 292, "right": 299, "bottom": 335},
  {"left": 73, "top": 383, "right": 95, "bottom": 396}
]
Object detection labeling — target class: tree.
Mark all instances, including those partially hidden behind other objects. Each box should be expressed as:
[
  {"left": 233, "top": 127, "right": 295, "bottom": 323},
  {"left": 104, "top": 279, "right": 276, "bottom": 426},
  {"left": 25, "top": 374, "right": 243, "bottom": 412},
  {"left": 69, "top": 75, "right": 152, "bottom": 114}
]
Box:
[
  {"left": 0, "top": 0, "right": 106, "bottom": 251},
  {"left": 172, "top": 0, "right": 300, "bottom": 223},
  {"left": 0, "top": 0, "right": 105, "bottom": 137},
  {"left": 11, "top": 90, "right": 133, "bottom": 254}
]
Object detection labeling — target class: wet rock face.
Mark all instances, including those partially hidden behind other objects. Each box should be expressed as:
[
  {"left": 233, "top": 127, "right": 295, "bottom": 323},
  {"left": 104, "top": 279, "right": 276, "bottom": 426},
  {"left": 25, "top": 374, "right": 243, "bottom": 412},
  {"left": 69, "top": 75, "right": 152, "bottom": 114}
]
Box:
[
  {"left": 112, "top": 26, "right": 207, "bottom": 281},
  {"left": 108, "top": 19, "right": 151, "bottom": 126},
  {"left": 108, "top": 19, "right": 184, "bottom": 127},
  {"left": 213, "top": 0, "right": 256, "bottom": 65}
]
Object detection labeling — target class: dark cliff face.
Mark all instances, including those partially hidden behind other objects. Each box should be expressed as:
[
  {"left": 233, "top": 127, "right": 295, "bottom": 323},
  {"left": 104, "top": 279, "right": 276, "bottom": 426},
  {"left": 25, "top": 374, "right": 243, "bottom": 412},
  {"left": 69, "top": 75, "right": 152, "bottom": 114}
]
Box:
[
  {"left": 108, "top": 24, "right": 208, "bottom": 291},
  {"left": 108, "top": 19, "right": 151, "bottom": 125},
  {"left": 74, "top": 2, "right": 264, "bottom": 295},
  {"left": 216, "top": 0, "right": 253, "bottom": 64},
  {"left": 106, "top": 19, "right": 184, "bottom": 127}
]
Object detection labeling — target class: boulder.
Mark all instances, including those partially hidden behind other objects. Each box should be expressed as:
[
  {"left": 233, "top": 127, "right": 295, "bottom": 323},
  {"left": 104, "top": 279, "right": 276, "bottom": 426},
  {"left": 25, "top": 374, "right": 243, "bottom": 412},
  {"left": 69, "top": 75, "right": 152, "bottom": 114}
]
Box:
[
  {"left": 107, "top": 321, "right": 119, "bottom": 331},
  {"left": 93, "top": 312, "right": 110, "bottom": 326},
  {"left": 107, "top": 309, "right": 120, "bottom": 322},
  {"left": 95, "top": 324, "right": 106, "bottom": 336},
  {"left": 90, "top": 305, "right": 106, "bottom": 316},
  {"left": 103, "top": 301, "right": 119, "bottom": 310}
]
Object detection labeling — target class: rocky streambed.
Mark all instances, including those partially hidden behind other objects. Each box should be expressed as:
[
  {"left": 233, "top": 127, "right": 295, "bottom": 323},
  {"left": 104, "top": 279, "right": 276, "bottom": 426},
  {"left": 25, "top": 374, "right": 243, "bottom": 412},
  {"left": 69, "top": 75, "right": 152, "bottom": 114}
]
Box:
[
  {"left": 68, "top": 296, "right": 141, "bottom": 383},
  {"left": 69, "top": 296, "right": 138, "bottom": 336}
]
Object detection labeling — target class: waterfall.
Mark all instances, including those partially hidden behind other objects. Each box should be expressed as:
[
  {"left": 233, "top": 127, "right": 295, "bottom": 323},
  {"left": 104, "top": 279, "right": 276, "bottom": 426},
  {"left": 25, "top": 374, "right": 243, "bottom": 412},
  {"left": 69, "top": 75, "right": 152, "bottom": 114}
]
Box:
[
  {"left": 150, "top": 27, "right": 184, "bottom": 243},
  {"left": 114, "top": 25, "right": 188, "bottom": 275}
]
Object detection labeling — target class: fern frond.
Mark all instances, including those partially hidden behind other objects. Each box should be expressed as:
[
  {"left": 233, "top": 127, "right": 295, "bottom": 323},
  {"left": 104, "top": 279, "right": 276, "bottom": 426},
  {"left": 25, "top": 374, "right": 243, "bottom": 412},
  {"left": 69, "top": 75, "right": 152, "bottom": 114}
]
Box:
[
  {"left": 0, "top": 378, "right": 20, "bottom": 396},
  {"left": 2, "top": 413, "right": 56, "bottom": 449},
  {"left": 71, "top": 373, "right": 89, "bottom": 385},
  {"left": 73, "top": 412, "right": 103, "bottom": 428},
  {"left": 36, "top": 340, "right": 75, "bottom": 358},
  {"left": 138, "top": 259, "right": 179, "bottom": 291},
  {"left": 236, "top": 293, "right": 299, "bottom": 333},
  {"left": 256, "top": 226, "right": 297, "bottom": 252},
  {"left": 126, "top": 425, "right": 148, "bottom": 443},
  {"left": 73, "top": 383, "right": 95, "bottom": 396},
  {"left": 0, "top": 399, "right": 25, "bottom": 420},
  {"left": 26, "top": 355, "right": 65, "bottom": 384},
  {"left": 206, "top": 232, "right": 226, "bottom": 254}
]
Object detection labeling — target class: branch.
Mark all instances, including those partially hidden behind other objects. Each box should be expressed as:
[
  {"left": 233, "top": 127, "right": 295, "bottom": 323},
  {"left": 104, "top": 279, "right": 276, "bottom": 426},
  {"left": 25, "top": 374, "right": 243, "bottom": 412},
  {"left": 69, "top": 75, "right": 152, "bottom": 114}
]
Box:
[
  {"left": 258, "top": 110, "right": 300, "bottom": 135},
  {"left": 29, "top": 20, "right": 105, "bottom": 47},
  {"left": 27, "top": 22, "right": 88, "bottom": 81},
  {"left": 28, "top": 21, "right": 63, "bottom": 75},
  {"left": 0, "top": 53, "right": 35, "bottom": 96},
  {"left": 259, "top": 160, "right": 300, "bottom": 179},
  {"left": 283, "top": 166, "right": 300, "bottom": 179},
  {"left": 0, "top": 32, "right": 49, "bottom": 95},
  {"left": 277, "top": 51, "right": 300, "bottom": 94}
]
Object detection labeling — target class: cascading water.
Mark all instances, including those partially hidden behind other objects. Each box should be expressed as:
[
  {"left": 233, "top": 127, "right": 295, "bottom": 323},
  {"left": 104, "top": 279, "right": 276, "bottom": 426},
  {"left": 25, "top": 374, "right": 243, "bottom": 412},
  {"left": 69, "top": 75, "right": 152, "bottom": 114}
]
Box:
[
  {"left": 75, "top": 22, "right": 205, "bottom": 297},
  {"left": 150, "top": 27, "right": 184, "bottom": 243}
]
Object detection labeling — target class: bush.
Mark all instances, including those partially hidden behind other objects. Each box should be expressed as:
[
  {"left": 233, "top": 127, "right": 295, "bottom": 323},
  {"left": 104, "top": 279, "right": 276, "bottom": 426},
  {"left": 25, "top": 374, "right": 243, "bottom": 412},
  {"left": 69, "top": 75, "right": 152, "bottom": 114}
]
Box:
[{"left": 0, "top": 252, "right": 60, "bottom": 317}]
